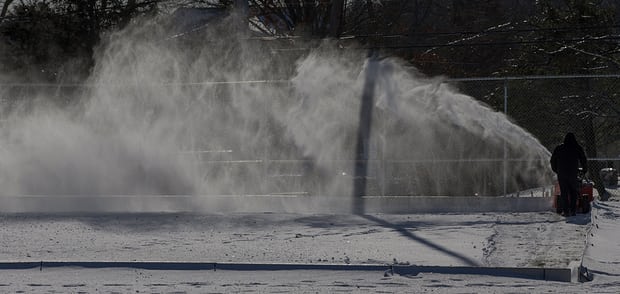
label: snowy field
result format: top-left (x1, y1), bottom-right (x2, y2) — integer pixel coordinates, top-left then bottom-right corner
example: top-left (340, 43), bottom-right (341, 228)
top-left (0, 187), bottom-right (618, 293)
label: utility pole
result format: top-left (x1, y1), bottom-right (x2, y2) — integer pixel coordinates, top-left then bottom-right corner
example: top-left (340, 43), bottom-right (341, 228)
top-left (329, 0), bottom-right (345, 38)
top-left (352, 51), bottom-right (378, 214)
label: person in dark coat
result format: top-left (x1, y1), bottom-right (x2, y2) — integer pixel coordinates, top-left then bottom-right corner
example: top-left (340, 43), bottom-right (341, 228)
top-left (550, 133), bottom-right (588, 216)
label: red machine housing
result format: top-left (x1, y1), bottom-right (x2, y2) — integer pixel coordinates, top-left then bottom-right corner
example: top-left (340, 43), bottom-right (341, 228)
top-left (552, 178), bottom-right (594, 214)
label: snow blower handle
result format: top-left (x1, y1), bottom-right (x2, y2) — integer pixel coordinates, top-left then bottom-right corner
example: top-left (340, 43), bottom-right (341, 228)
top-left (578, 167), bottom-right (594, 189)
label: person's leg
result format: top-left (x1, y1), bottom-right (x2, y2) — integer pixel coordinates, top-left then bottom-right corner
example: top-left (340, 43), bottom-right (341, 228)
top-left (567, 178), bottom-right (580, 215)
top-left (558, 179), bottom-right (571, 215)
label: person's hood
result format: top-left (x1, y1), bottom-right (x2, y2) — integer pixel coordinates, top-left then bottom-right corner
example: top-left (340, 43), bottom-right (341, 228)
top-left (564, 133), bottom-right (577, 145)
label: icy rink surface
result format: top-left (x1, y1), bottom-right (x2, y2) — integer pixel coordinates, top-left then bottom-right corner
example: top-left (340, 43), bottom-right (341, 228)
top-left (0, 211), bottom-right (584, 267)
top-left (0, 187), bottom-right (619, 293)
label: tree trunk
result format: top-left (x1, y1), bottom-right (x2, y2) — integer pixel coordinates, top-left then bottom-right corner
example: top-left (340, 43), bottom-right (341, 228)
top-left (120, 0), bottom-right (136, 28)
top-left (329, 0), bottom-right (344, 37)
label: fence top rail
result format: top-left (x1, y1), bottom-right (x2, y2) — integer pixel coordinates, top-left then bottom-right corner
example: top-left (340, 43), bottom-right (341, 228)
top-left (447, 74), bottom-right (620, 82)
top-left (0, 80), bottom-right (291, 87)
top-left (2, 75), bottom-right (620, 87)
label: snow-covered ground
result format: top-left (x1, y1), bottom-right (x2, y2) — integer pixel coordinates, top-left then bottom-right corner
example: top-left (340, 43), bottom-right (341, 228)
top-left (0, 187), bottom-right (618, 293)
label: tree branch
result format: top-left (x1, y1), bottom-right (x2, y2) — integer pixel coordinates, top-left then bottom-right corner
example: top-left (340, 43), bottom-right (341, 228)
top-left (564, 43), bottom-right (620, 68)
top-left (0, 0), bottom-right (15, 22)
top-left (576, 110), bottom-right (620, 118)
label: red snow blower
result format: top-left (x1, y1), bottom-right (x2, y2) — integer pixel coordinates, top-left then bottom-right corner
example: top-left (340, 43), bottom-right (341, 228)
top-left (552, 169), bottom-right (594, 214)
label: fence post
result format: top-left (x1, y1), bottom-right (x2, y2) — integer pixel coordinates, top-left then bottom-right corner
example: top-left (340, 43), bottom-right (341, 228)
top-left (503, 79), bottom-right (508, 196)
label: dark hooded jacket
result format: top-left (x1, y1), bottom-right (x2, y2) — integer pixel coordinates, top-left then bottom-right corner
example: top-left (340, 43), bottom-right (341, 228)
top-left (550, 133), bottom-right (588, 180)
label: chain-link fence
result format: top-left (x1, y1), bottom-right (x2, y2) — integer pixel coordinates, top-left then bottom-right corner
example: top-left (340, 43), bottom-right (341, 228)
top-left (0, 75), bottom-right (618, 197)
top-left (449, 75), bottom-right (620, 196)
top-left (449, 75), bottom-right (620, 155)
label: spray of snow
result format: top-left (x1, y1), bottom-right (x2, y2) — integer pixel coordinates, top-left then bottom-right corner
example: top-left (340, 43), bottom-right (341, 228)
top-left (0, 15), bottom-right (552, 212)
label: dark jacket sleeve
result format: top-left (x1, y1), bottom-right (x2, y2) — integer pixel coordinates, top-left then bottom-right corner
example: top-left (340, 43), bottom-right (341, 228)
top-left (550, 146), bottom-right (558, 173)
